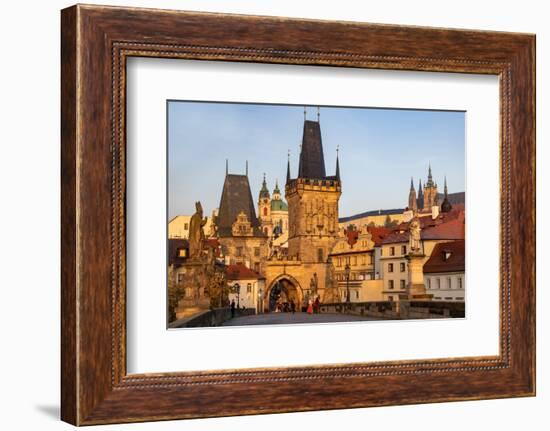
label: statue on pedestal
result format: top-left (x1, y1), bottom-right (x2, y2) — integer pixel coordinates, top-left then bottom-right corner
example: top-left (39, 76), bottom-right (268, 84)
top-left (409, 217), bottom-right (422, 253)
top-left (188, 201), bottom-right (207, 260)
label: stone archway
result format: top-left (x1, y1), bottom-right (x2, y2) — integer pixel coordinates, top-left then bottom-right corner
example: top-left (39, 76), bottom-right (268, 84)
top-left (265, 275), bottom-right (303, 313)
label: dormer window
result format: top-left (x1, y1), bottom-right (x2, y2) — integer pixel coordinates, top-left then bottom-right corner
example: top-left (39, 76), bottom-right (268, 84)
top-left (443, 251), bottom-right (452, 261)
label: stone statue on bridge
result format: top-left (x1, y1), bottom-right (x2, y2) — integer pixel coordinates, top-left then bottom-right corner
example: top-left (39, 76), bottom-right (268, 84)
top-left (409, 217), bottom-right (422, 254)
top-left (188, 201), bottom-right (207, 260)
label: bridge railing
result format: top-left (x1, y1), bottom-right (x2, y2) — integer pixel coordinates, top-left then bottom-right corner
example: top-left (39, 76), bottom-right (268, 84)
top-left (319, 301), bottom-right (464, 320)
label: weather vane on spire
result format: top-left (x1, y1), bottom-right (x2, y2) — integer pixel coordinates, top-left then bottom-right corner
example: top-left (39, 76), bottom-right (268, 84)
top-left (317, 106), bottom-right (320, 122)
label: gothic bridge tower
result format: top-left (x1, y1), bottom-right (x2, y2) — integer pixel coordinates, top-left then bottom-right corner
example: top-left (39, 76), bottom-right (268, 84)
top-left (285, 114), bottom-right (341, 264)
top-left (263, 109), bottom-right (342, 309)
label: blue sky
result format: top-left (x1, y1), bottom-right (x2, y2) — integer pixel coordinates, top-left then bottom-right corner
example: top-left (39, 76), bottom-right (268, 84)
top-left (168, 101), bottom-right (465, 219)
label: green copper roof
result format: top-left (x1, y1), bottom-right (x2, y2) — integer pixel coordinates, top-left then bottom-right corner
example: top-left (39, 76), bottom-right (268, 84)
top-left (273, 180), bottom-right (281, 195)
top-left (271, 199), bottom-right (288, 211)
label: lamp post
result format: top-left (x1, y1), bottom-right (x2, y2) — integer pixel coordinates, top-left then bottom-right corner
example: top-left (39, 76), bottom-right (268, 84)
top-left (345, 263), bottom-right (351, 305)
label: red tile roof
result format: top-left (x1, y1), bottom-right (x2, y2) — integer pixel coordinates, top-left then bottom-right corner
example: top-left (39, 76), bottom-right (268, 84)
top-left (367, 226), bottom-right (392, 246)
top-left (380, 230), bottom-right (409, 245)
top-left (423, 240), bottom-right (465, 273)
top-left (422, 218), bottom-right (465, 241)
top-left (226, 263), bottom-right (264, 280)
top-left (382, 212), bottom-right (465, 244)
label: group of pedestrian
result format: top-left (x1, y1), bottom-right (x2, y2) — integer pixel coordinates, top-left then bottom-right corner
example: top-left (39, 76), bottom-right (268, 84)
top-left (306, 296), bottom-right (322, 314)
top-left (274, 300), bottom-right (296, 313)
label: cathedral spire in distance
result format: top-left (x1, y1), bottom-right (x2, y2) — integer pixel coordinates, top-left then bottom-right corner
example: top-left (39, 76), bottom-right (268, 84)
top-left (426, 163), bottom-right (435, 187)
top-left (417, 178), bottom-right (424, 209)
top-left (441, 175), bottom-right (452, 213)
top-left (408, 177), bottom-right (417, 211)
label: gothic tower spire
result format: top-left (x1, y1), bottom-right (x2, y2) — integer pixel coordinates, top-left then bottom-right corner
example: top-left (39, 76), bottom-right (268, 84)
top-left (408, 177), bottom-right (417, 211)
top-left (441, 175), bottom-right (452, 213)
top-left (286, 150), bottom-right (291, 184)
top-left (297, 116), bottom-right (326, 179)
top-left (417, 179), bottom-right (424, 210)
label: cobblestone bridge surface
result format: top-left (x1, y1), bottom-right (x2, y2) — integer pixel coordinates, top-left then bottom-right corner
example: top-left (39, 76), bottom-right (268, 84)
top-left (221, 312), bottom-right (382, 326)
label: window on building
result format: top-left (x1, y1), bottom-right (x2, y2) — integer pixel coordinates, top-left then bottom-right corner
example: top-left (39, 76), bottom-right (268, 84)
top-left (427, 278), bottom-right (431, 289)
top-left (400, 279), bottom-right (406, 289)
top-left (184, 223), bottom-right (189, 230)
top-left (177, 273), bottom-right (184, 283)
top-left (355, 291), bottom-right (359, 299)
top-left (401, 245), bottom-right (407, 255)
top-left (447, 277), bottom-right (452, 289)
top-left (388, 295), bottom-right (394, 301)
top-left (337, 257), bottom-right (342, 267)
top-left (263, 207), bottom-right (268, 216)
top-left (436, 278), bottom-right (441, 289)
top-left (361, 255), bottom-right (367, 265)
top-left (389, 280), bottom-right (394, 289)
top-left (369, 255), bottom-right (374, 265)
top-left (178, 248), bottom-right (187, 258)
top-left (388, 263), bottom-right (394, 273)
top-left (390, 246), bottom-right (395, 256)
top-left (254, 262), bottom-right (260, 273)
top-left (456, 297), bottom-right (464, 301)
top-left (254, 247), bottom-right (260, 257)
top-left (236, 247), bottom-right (242, 257)
top-left (247, 283), bottom-right (252, 293)
top-left (458, 277), bottom-right (463, 289)
top-left (352, 256), bottom-right (357, 266)
top-left (317, 248), bottom-right (324, 262)
top-left (380, 249), bottom-right (383, 256)
top-left (400, 262), bottom-right (405, 272)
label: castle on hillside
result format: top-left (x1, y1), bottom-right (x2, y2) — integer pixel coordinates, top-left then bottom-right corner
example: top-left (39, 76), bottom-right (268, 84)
top-left (408, 165), bottom-right (453, 215)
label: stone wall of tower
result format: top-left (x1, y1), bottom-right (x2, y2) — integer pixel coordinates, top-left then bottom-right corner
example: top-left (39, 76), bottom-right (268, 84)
top-left (285, 178), bottom-right (341, 263)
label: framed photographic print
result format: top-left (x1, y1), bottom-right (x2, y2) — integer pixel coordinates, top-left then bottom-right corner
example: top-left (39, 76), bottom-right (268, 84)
top-left (61, 4), bottom-right (535, 425)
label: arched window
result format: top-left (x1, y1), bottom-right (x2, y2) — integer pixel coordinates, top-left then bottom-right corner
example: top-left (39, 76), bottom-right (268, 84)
top-left (263, 207), bottom-right (268, 216)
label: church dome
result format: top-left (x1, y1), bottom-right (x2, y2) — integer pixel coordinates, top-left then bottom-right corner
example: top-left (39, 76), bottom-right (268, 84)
top-left (271, 199), bottom-right (288, 211)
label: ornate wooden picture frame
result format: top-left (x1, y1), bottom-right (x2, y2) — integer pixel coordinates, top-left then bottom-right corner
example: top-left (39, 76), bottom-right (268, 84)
top-left (61, 4), bottom-right (535, 425)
